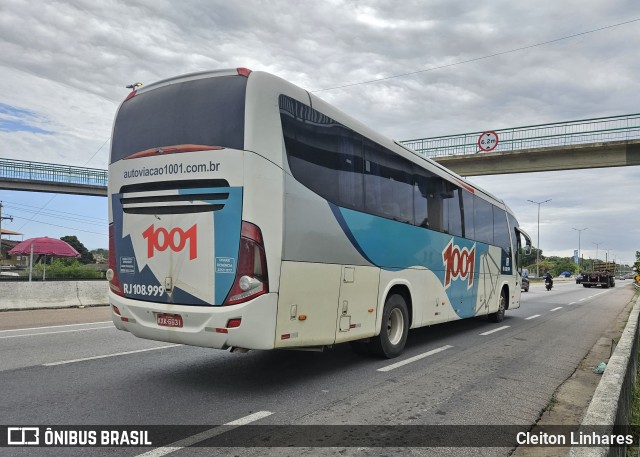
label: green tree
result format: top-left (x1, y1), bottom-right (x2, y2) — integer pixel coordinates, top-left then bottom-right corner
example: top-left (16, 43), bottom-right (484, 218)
top-left (60, 235), bottom-right (95, 264)
top-left (90, 248), bottom-right (108, 263)
top-left (537, 259), bottom-right (555, 276)
top-left (520, 247), bottom-right (540, 268)
top-left (547, 256), bottom-right (577, 276)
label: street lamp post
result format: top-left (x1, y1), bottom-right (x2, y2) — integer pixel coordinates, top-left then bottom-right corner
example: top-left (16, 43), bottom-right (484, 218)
top-left (528, 199), bottom-right (551, 278)
top-left (572, 227), bottom-right (588, 272)
top-left (592, 241), bottom-right (602, 261)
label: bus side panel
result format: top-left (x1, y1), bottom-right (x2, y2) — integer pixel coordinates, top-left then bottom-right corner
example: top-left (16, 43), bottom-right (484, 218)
top-left (334, 206), bottom-right (491, 319)
top-left (281, 175), bottom-right (373, 266)
top-left (277, 173), bottom-right (377, 347)
top-left (243, 72), bottom-right (301, 295)
top-left (241, 151), bottom-right (284, 294)
top-left (275, 261), bottom-right (341, 347)
top-left (479, 246), bottom-right (518, 315)
top-left (476, 245), bottom-right (502, 315)
top-left (334, 265), bottom-right (379, 344)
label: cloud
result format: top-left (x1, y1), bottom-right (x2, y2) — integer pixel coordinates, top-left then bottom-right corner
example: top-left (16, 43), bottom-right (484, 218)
top-left (0, 0), bottom-right (639, 259)
top-left (0, 103), bottom-right (52, 134)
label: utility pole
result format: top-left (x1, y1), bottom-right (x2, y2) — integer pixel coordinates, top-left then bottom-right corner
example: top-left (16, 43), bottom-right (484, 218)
top-left (572, 227), bottom-right (588, 272)
top-left (528, 199), bottom-right (551, 277)
top-left (0, 201), bottom-right (15, 263)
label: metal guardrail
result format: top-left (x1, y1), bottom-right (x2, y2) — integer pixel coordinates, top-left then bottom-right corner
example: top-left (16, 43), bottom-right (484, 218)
top-left (0, 158), bottom-right (107, 187)
top-left (400, 113), bottom-right (640, 158)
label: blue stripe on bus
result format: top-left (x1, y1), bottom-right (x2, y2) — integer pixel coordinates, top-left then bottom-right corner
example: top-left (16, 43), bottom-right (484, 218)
top-left (328, 203), bottom-right (376, 266)
top-left (333, 205), bottom-right (490, 318)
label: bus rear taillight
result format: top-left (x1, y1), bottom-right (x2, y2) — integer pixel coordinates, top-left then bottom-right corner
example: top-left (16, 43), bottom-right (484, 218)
top-left (107, 223), bottom-right (124, 297)
top-left (223, 221), bottom-right (268, 306)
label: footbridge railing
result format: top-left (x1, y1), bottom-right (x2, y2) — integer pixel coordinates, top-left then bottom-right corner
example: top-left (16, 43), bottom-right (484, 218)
top-left (400, 113), bottom-right (640, 158)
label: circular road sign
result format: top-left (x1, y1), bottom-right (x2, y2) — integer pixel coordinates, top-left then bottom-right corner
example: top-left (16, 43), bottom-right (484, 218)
top-left (478, 131), bottom-right (499, 152)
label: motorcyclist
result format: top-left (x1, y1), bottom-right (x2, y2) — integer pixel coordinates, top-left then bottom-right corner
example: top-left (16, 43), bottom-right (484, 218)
top-left (543, 272), bottom-right (554, 289)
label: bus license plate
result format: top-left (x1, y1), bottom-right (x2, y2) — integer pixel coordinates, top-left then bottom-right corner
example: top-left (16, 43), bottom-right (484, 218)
top-left (157, 313), bottom-right (183, 328)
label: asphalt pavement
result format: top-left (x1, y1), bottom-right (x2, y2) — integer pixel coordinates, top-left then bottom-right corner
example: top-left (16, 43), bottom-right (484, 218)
top-left (0, 281), bottom-right (635, 457)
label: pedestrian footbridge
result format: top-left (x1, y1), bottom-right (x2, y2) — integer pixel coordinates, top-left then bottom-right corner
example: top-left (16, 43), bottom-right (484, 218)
top-left (1, 113), bottom-right (640, 196)
top-left (400, 112), bottom-right (640, 176)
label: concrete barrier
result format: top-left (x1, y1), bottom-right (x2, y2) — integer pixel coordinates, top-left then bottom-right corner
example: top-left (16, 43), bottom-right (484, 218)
top-left (0, 280), bottom-right (109, 311)
top-left (569, 294), bottom-right (640, 457)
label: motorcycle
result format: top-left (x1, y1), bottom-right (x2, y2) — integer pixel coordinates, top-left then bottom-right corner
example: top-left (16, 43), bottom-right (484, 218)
top-left (545, 277), bottom-right (553, 291)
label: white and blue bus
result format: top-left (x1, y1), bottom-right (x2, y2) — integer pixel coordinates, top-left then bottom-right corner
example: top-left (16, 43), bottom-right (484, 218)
top-left (107, 68), bottom-right (531, 358)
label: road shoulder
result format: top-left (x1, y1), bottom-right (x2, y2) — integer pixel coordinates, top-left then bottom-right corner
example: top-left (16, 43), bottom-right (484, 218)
top-left (512, 293), bottom-right (635, 457)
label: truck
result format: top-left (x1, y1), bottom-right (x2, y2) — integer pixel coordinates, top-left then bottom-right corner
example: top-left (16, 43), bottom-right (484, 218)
top-left (581, 261), bottom-right (616, 288)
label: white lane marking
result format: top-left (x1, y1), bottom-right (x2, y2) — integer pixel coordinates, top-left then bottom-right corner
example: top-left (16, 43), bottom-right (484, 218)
top-left (43, 344), bottom-right (182, 366)
top-left (550, 307), bottom-right (563, 312)
top-left (377, 345), bottom-right (453, 372)
top-left (568, 302), bottom-right (577, 306)
top-left (226, 411), bottom-right (273, 426)
top-left (479, 326), bottom-right (510, 336)
top-left (525, 314), bottom-right (540, 320)
top-left (579, 298), bottom-right (587, 302)
top-left (0, 326), bottom-right (113, 340)
top-left (0, 321), bottom-right (112, 334)
top-left (135, 411), bottom-right (273, 457)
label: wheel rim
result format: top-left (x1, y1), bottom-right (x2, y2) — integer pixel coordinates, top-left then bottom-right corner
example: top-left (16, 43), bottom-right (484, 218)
top-left (387, 308), bottom-right (404, 345)
top-left (499, 294), bottom-right (506, 314)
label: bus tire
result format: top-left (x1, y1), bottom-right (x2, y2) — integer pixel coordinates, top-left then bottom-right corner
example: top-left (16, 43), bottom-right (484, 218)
top-left (488, 288), bottom-right (507, 323)
top-left (369, 293), bottom-right (409, 359)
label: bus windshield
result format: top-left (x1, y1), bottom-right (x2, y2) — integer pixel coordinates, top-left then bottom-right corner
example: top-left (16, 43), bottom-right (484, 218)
top-left (110, 75), bottom-right (247, 163)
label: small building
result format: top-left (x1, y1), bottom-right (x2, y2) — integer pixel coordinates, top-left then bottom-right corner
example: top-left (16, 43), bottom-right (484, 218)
top-left (0, 229), bottom-right (25, 268)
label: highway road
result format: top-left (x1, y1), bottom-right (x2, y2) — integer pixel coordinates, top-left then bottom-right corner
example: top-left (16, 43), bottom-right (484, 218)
top-left (0, 281), bottom-right (636, 457)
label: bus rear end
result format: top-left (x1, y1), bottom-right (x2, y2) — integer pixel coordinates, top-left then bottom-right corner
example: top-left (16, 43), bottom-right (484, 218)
top-left (107, 69), bottom-right (278, 350)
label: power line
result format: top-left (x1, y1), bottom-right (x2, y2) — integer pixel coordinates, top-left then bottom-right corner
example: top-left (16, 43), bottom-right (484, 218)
top-left (11, 215), bottom-right (106, 236)
top-left (16, 194), bottom-right (56, 232)
top-left (83, 136), bottom-right (111, 168)
top-left (4, 201), bottom-right (105, 223)
top-left (312, 17), bottom-right (640, 93)
top-left (5, 206), bottom-right (105, 227)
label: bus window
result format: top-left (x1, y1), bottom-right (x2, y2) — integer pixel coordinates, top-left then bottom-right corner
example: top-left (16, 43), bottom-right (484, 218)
top-left (281, 97), bottom-right (364, 211)
top-left (474, 196), bottom-right (494, 245)
top-left (112, 76), bottom-right (246, 163)
top-left (462, 190), bottom-right (475, 240)
top-left (494, 206), bottom-right (511, 254)
top-left (335, 132), bottom-right (364, 210)
top-left (442, 181), bottom-right (462, 237)
top-left (364, 141), bottom-right (413, 223)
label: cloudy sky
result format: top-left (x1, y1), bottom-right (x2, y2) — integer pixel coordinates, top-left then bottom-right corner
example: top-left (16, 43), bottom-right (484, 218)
top-left (0, 0), bottom-right (639, 266)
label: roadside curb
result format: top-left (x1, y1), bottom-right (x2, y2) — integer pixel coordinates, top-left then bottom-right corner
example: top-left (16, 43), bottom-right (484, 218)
top-left (569, 294), bottom-right (640, 457)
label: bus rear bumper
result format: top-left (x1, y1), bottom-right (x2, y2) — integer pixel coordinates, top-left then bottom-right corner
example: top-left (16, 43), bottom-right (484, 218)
top-left (109, 292), bottom-right (278, 350)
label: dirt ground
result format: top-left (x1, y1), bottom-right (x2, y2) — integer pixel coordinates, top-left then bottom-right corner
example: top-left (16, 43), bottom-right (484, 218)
top-left (0, 304), bottom-right (111, 330)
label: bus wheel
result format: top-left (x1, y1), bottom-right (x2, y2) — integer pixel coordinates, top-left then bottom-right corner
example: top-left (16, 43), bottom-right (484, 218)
top-left (369, 293), bottom-right (409, 359)
top-left (488, 289), bottom-right (507, 323)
